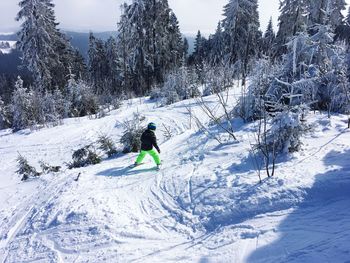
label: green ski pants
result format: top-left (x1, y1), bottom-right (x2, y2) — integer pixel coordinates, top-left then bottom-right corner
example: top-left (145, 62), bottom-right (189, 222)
top-left (135, 149), bottom-right (161, 165)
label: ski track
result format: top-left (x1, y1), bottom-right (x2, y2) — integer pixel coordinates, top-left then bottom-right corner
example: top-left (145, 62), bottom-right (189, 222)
top-left (1, 93), bottom-right (350, 262)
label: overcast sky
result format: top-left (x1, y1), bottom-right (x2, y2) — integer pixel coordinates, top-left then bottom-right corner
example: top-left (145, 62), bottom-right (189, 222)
top-left (0, 0), bottom-right (349, 35)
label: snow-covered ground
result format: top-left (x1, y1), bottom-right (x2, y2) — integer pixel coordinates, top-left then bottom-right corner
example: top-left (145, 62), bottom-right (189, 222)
top-left (0, 90), bottom-right (349, 262)
top-left (0, 41), bottom-right (16, 54)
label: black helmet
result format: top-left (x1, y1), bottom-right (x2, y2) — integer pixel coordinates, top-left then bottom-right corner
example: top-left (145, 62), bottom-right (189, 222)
top-left (148, 122), bottom-right (156, 130)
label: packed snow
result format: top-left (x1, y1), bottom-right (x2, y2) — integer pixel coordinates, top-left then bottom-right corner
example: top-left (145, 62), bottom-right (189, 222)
top-left (0, 89), bottom-right (349, 262)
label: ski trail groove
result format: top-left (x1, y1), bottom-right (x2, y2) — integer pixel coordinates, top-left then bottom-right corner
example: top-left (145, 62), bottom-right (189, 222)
top-left (1, 172), bottom-right (75, 262)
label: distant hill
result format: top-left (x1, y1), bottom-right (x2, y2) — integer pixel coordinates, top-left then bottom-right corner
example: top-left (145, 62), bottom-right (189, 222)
top-left (0, 31), bottom-right (118, 59)
top-left (0, 33), bottom-right (17, 41)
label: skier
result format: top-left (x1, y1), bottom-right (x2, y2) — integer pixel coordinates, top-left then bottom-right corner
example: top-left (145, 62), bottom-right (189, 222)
top-left (133, 122), bottom-right (161, 170)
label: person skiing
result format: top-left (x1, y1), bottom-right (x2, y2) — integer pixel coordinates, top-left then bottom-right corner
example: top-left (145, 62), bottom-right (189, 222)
top-left (133, 122), bottom-right (161, 169)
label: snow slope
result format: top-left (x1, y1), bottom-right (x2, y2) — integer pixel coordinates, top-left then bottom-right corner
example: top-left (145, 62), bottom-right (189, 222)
top-left (0, 91), bottom-right (349, 262)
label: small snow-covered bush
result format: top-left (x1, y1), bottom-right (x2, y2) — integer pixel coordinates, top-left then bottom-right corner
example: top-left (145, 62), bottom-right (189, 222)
top-left (11, 77), bottom-right (37, 131)
top-left (234, 59), bottom-right (282, 122)
top-left (98, 135), bottom-right (117, 157)
top-left (111, 97), bottom-right (122, 110)
top-left (234, 92), bottom-right (265, 122)
top-left (16, 154), bottom-right (41, 181)
top-left (66, 78), bottom-right (99, 117)
top-left (11, 77), bottom-right (68, 131)
top-left (68, 145), bottom-right (102, 169)
top-left (264, 110), bottom-right (307, 154)
top-left (41, 90), bottom-right (65, 126)
top-left (159, 67), bottom-right (200, 106)
top-left (149, 86), bottom-right (163, 100)
top-left (252, 108), bottom-right (308, 178)
top-left (163, 86), bottom-right (180, 106)
top-left (202, 64), bottom-right (235, 96)
top-left (0, 96), bottom-right (12, 129)
top-left (120, 113), bottom-right (145, 153)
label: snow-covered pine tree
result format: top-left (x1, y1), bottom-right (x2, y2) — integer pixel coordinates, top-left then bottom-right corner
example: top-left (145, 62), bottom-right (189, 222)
top-left (222, 0), bottom-right (261, 85)
top-left (335, 6), bottom-right (350, 44)
top-left (88, 33), bottom-right (109, 95)
top-left (188, 30), bottom-right (208, 83)
top-left (208, 22), bottom-right (226, 66)
top-left (117, 0), bottom-right (184, 95)
top-left (116, 3), bottom-right (131, 94)
top-left (190, 30), bottom-right (206, 65)
top-left (71, 49), bottom-right (87, 80)
top-left (0, 96), bottom-right (12, 129)
top-left (347, 6), bottom-right (350, 25)
top-left (41, 90), bottom-right (64, 126)
top-left (17, 154), bottom-right (40, 181)
top-left (306, 0), bottom-right (346, 29)
top-left (105, 36), bottom-right (122, 95)
top-left (274, 0), bottom-right (307, 59)
top-left (167, 11), bottom-right (184, 68)
top-left (261, 17), bottom-right (276, 58)
top-left (118, 0), bottom-right (151, 95)
top-left (16, 0), bottom-right (77, 92)
top-left (66, 71), bottom-right (99, 117)
top-left (16, 0), bottom-right (55, 90)
top-left (11, 76), bottom-right (35, 131)
top-left (269, 23), bottom-right (349, 113)
top-left (182, 37), bottom-right (189, 61)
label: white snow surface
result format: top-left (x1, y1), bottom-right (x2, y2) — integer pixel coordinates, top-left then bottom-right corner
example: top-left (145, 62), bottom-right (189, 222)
top-left (0, 90), bottom-right (350, 262)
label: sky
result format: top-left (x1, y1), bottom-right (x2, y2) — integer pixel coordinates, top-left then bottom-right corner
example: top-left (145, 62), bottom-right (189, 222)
top-left (0, 0), bottom-right (349, 36)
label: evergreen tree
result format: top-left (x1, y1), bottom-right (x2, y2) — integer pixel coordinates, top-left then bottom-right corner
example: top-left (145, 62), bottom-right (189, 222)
top-left (105, 36), bottom-right (122, 95)
top-left (118, 0), bottom-right (152, 95)
top-left (16, 0), bottom-right (55, 90)
top-left (329, 0), bottom-right (346, 28)
top-left (334, 6), bottom-right (350, 44)
top-left (71, 49), bottom-right (87, 80)
top-left (117, 0), bottom-right (183, 95)
top-left (188, 30), bottom-right (207, 82)
top-left (0, 96), bottom-right (12, 129)
top-left (274, 0), bottom-right (307, 59)
top-left (167, 11), bottom-right (184, 68)
top-left (11, 76), bottom-right (34, 131)
top-left (306, 0), bottom-right (346, 28)
top-left (261, 17), bottom-right (276, 57)
top-left (88, 33), bottom-right (109, 95)
top-left (182, 37), bottom-right (189, 60)
top-left (66, 71), bottom-right (99, 117)
top-left (190, 30), bottom-right (206, 65)
top-left (16, 0), bottom-right (78, 92)
top-left (208, 22), bottom-right (226, 65)
top-left (347, 6), bottom-right (350, 26)
top-left (222, 0), bottom-right (261, 84)
top-left (272, 24), bottom-right (348, 112)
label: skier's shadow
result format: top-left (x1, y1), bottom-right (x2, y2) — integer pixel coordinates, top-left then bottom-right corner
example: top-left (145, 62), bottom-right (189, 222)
top-left (96, 166), bottom-right (157, 177)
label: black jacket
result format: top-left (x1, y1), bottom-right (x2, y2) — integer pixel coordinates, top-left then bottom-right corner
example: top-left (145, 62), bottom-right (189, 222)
top-left (140, 129), bottom-right (160, 152)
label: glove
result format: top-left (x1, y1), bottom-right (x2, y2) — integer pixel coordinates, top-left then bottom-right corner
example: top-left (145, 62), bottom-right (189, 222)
top-left (157, 149), bottom-right (161, 154)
